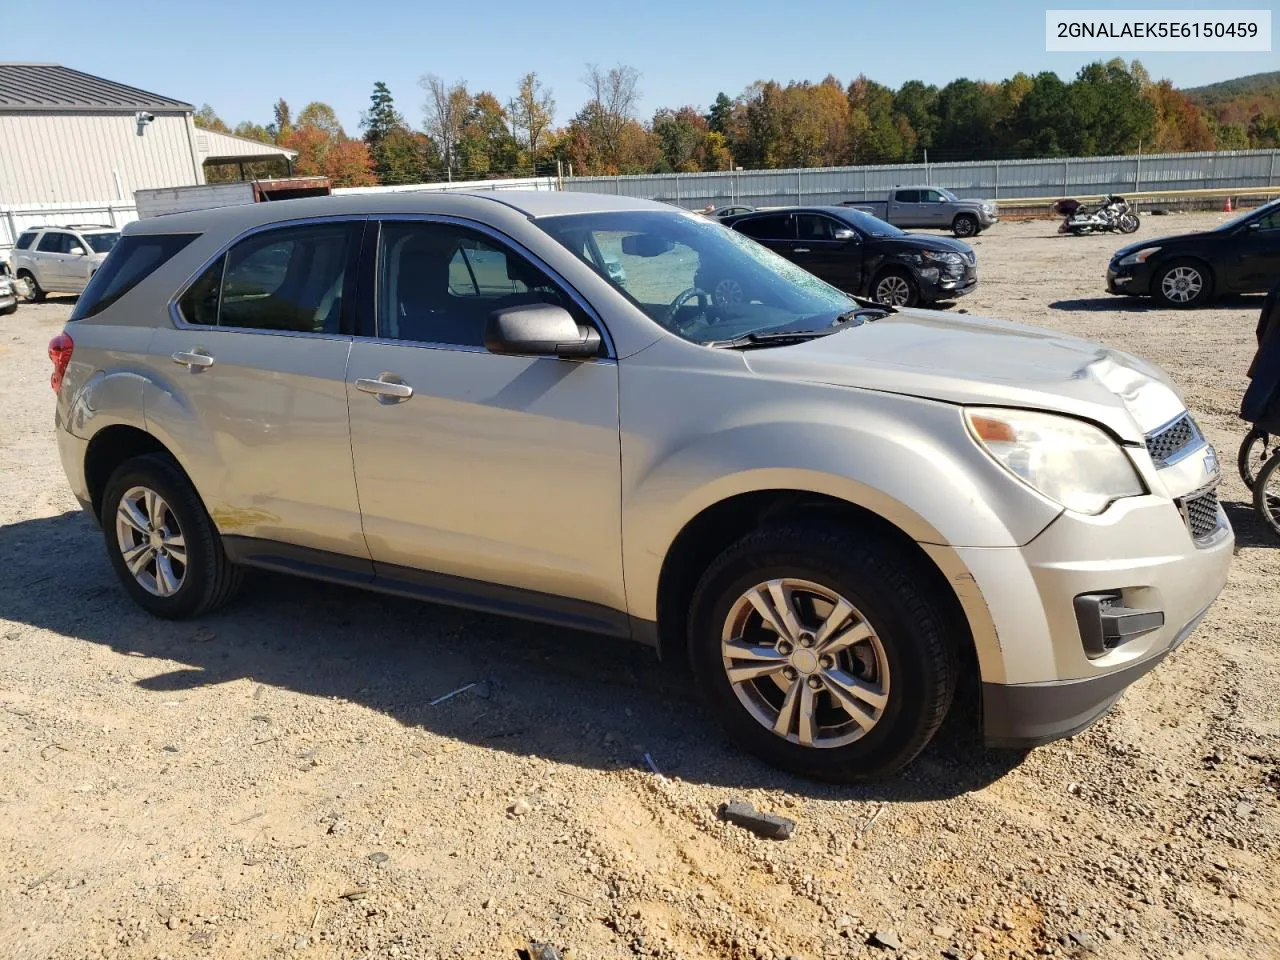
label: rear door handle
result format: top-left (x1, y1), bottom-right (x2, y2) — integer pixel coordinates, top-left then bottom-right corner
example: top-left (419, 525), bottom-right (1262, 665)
top-left (792, 247), bottom-right (810, 253)
top-left (172, 349), bottom-right (214, 369)
top-left (355, 375), bottom-right (414, 402)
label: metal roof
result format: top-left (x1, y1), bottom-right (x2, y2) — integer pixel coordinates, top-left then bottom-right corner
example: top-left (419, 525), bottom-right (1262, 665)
top-left (0, 63), bottom-right (192, 113)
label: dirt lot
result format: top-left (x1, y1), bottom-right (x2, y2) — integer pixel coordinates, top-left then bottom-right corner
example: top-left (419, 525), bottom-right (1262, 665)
top-left (1, 211), bottom-right (1277, 960)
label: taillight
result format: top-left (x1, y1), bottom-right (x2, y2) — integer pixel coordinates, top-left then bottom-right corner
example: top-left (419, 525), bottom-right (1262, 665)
top-left (49, 332), bottom-right (74, 394)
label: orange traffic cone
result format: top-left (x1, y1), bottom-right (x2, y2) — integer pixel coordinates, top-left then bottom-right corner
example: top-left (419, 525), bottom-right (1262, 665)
top-left (1224, 196), bottom-right (1232, 213)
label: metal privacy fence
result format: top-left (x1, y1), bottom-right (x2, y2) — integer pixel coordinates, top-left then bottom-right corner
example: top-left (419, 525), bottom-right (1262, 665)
top-left (561, 149), bottom-right (1280, 209)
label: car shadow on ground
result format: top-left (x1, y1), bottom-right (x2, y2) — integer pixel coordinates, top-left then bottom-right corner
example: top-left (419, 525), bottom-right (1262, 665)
top-left (0, 511), bottom-right (1029, 802)
top-left (1223, 500), bottom-right (1279, 549)
top-left (1049, 294), bottom-right (1263, 313)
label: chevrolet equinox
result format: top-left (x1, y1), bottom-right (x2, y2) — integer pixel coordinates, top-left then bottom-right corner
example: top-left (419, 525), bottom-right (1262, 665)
top-left (51, 191), bottom-right (1233, 780)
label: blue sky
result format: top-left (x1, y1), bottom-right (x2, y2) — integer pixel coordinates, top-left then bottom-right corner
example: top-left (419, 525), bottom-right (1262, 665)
top-left (13, 0), bottom-right (1278, 134)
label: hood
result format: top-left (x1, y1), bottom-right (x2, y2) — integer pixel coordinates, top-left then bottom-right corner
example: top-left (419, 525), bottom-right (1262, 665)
top-left (1113, 231), bottom-right (1208, 259)
top-left (743, 308), bottom-right (1185, 442)
top-left (881, 234), bottom-right (974, 255)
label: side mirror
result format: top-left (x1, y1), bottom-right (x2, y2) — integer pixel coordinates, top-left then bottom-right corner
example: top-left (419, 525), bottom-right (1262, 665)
top-left (484, 304), bottom-right (602, 359)
top-left (69, 245), bottom-right (86, 256)
top-left (832, 228), bottom-right (857, 241)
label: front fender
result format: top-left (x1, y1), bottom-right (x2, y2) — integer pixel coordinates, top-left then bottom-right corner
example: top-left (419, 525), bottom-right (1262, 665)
top-left (620, 368), bottom-right (1063, 624)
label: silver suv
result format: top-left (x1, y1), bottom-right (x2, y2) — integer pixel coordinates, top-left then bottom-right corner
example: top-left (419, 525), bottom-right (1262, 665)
top-left (50, 192), bottom-right (1232, 780)
top-left (10, 224), bottom-right (121, 300)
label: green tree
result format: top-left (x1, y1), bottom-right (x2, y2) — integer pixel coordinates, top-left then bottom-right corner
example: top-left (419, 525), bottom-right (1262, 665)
top-left (707, 92), bottom-right (734, 134)
top-left (848, 75), bottom-right (906, 162)
top-left (653, 106), bottom-right (708, 172)
top-left (1009, 72), bottom-right (1071, 156)
top-left (361, 82), bottom-right (404, 147)
top-left (1066, 60), bottom-right (1154, 155)
top-left (266, 99), bottom-right (292, 143)
top-left (893, 80), bottom-right (938, 152)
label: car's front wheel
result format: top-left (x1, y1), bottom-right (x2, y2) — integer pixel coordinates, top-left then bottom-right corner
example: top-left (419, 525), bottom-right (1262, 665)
top-left (101, 453), bottom-right (241, 619)
top-left (872, 269), bottom-right (919, 308)
top-left (1152, 260), bottom-right (1212, 309)
top-left (953, 214), bottom-right (979, 238)
top-left (688, 524), bottom-right (957, 781)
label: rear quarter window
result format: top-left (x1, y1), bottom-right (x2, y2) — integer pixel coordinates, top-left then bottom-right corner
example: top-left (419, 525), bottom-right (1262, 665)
top-left (15, 231), bottom-right (38, 250)
top-left (70, 233), bottom-right (199, 321)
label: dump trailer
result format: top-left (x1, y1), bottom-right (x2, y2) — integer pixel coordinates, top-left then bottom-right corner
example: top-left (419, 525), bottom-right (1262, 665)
top-left (134, 177), bottom-right (331, 218)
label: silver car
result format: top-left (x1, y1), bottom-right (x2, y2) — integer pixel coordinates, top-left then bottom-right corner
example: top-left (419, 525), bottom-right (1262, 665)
top-left (50, 191), bottom-right (1232, 780)
top-left (10, 224), bottom-right (121, 300)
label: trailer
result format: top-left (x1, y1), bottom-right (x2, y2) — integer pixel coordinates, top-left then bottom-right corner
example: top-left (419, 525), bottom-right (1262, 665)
top-left (134, 177), bottom-right (331, 219)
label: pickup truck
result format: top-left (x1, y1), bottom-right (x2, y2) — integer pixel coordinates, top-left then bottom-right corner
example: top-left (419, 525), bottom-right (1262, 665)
top-left (842, 186), bottom-right (997, 238)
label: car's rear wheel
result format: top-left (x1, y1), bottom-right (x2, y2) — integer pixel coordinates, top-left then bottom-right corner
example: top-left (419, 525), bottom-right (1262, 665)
top-left (687, 524), bottom-right (957, 781)
top-left (101, 453), bottom-right (241, 619)
top-left (1152, 260), bottom-right (1212, 309)
top-left (1253, 452), bottom-right (1280, 540)
top-left (872, 269), bottom-right (919, 308)
top-left (18, 270), bottom-right (43, 303)
top-left (1238, 428), bottom-right (1275, 491)
top-left (953, 214), bottom-right (979, 238)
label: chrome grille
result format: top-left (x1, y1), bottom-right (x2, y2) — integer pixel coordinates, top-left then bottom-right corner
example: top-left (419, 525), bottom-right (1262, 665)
top-left (1179, 488), bottom-right (1221, 542)
top-left (1146, 414), bottom-right (1197, 466)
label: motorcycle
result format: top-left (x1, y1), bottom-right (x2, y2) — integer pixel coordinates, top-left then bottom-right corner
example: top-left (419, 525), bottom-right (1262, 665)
top-left (1054, 195), bottom-right (1140, 236)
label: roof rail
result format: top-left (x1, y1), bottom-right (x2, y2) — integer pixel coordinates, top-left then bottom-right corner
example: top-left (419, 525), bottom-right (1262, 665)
top-left (62, 223), bottom-right (115, 230)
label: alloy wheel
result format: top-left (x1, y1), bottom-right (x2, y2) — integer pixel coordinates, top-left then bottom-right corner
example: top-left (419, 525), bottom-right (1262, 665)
top-left (1160, 266), bottom-right (1203, 304)
top-left (875, 275), bottom-right (912, 306)
top-left (720, 578), bottom-right (891, 748)
top-left (115, 485), bottom-right (188, 597)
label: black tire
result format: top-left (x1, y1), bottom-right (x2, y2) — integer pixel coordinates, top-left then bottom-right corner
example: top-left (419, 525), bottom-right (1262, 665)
top-left (952, 214), bottom-right (979, 238)
top-left (1118, 213), bottom-right (1140, 234)
top-left (687, 524), bottom-right (958, 781)
top-left (100, 453), bottom-right (242, 619)
top-left (18, 270), bottom-right (44, 303)
top-left (1253, 452), bottom-right (1280, 540)
top-left (1151, 259), bottom-right (1212, 309)
top-left (871, 268), bottom-right (919, 308)
top-left (1238, 428), bottom-right (1275, 491)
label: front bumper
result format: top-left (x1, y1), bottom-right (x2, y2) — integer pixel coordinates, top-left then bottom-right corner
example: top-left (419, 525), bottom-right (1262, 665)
top-left (1106, 262), bottom-right (1154, 296)
top-left (0, 293), bottom-right (16, 313)
top-left (924, 265), bottom-right (978, 302)
top-left (956, 485), bottom-right (1233, 748)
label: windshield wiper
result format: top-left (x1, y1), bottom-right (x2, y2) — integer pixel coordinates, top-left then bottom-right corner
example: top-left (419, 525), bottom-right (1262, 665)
top-left (706, 329), bottom-right (842, 350)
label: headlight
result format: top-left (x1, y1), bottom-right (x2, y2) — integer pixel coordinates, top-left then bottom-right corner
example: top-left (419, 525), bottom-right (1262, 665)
top-left (1117, 246), bottom-right (1160, 267)
top-left (921, 250), bottom-right (964, 265)
top-left (965, 408), bottom-right (1144, 515)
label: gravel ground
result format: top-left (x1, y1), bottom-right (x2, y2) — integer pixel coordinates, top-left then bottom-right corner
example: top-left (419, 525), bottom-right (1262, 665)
top-left (1, 211), bottom-right (1277, 960)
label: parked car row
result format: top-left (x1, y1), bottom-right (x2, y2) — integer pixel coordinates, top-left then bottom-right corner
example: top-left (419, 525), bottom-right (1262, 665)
top-left (46, 189), bottom-right (1231, 782)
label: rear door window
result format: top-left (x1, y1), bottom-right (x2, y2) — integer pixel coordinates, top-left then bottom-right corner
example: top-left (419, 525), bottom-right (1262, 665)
top-left (217, 223), bottom-right (360, 334)
top-left (37, 231), bottom-right (67, 253)
top-left (70, 233), bottom-right (199, 320)
top-left (894, 189), bottom-right (920, 203)
top-left (734, 215), bottom-right (793, 241)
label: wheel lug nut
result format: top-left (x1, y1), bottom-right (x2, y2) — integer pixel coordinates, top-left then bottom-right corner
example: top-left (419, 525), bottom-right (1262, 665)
top-left (777, 642), bottom-right (792, 655)
top-left (819, 655), bottom-right (833, 669)
top-left (783, 667), bottom-right (797, 681)
top-left (806, 676), bottom-right (822, 689)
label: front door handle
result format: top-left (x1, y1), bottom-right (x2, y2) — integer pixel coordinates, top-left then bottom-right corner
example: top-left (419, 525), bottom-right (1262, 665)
top-left (172, 349), bottom-right (214, 369)
top-left (792, 247), bottom-right (810, 254)
top-left (355, 375), bottom-right (414, 402)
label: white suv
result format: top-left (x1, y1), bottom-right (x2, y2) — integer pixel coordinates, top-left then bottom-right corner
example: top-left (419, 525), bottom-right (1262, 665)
top-left (10, 224), bottom-right (121, 300)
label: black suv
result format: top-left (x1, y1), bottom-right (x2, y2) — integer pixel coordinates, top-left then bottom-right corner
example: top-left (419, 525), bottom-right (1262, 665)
top-left (720, 206), bottom-right (977, 307)
top-left (1107, 198), bottom-right (1280, 308)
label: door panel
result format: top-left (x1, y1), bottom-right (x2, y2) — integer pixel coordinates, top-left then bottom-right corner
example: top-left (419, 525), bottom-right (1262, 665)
top-left (1228, 218), bottom-right (1280, 292)
top-left (345, 218), bottom-right (625, 611)
top-left (793, 214), bottom-right (862, 292)
top-left (346, 345), bottom-right (624, 608)
top-left (146, 327), bottom-right (366, 557)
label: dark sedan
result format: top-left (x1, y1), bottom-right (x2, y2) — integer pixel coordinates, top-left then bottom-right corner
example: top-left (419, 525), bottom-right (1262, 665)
top-left (1107, 197), bottom-right (1280, 308)
top-left (719, 206), bottom-right (977, 307)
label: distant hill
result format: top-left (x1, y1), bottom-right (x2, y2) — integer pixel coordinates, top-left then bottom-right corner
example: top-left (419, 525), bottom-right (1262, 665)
top-left (1183, 71), bottom-right (1280, 105)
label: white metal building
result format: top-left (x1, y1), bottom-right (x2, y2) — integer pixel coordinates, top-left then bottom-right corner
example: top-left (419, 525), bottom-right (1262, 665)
top-left (0, 63), bottom-right (296, 252)
top-left (0, 63), bottom-right (300, 205)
